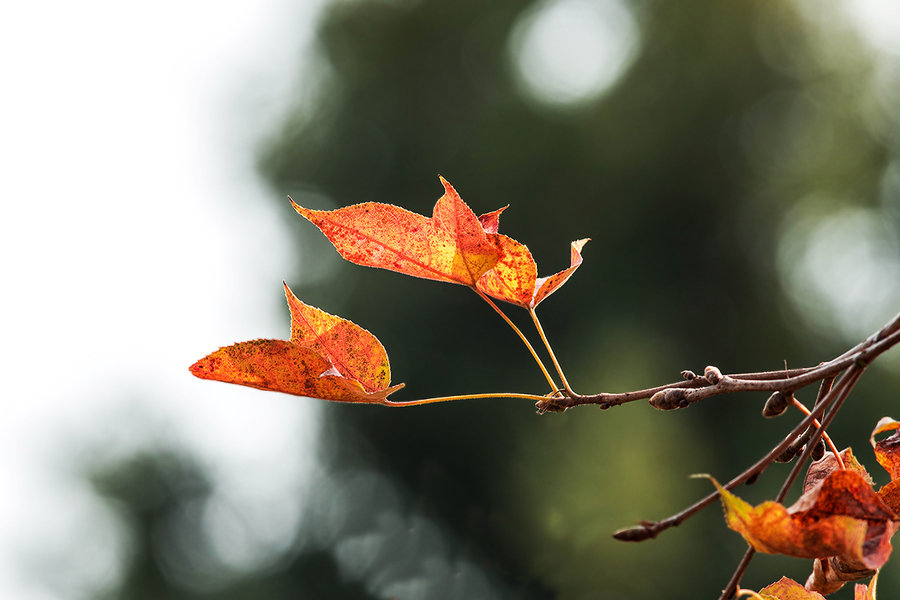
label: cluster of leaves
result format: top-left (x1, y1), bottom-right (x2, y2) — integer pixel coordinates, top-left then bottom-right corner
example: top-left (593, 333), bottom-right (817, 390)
top-left (716, 418), bottom-right (900, 597)
top-left (191, 177), bottom-right (586, 404)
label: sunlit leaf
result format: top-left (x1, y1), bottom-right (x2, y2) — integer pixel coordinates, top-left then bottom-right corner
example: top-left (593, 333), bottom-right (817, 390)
top-left (190, 287), bottom-right (403, 403)
top-left (477, 205), bottom-right (507, 234)
top-left (476, 232), bottom-right (539, 307)
top-left (284, 282), bottom-right (389, 393)
top-left (291, 177), bottom-right (499, 287)
top-left (474, 204), bottom-right (589, 308)
top-left (531, 238), bottom-right (589, 308)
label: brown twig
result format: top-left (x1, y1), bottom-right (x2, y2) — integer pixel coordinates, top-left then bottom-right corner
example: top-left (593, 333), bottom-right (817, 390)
top-left (539, 312), bottom-right (900, 412)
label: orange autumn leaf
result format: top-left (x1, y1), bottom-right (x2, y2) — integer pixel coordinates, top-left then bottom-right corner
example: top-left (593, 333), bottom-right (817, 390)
top-left (532, 238), bottom-right (589, 308)
top-left (477, 205), bottom-right (506, 234)
top-left (708, 470), bottom-right (897, 569)
top-left (291, 177), bottom-right (499, 287)
top-left (474, 206), bottom-right (589, 308)
top-left (476, 232), bottom-right (538, 307)
top-left (758, 576), bottom-right (826, 599)
top-left (284, 283), bottom-right (388, 393)
top-left (799, 451), bottom-right (887, 595)
top-left (190, 285), bottom-right (403, 404)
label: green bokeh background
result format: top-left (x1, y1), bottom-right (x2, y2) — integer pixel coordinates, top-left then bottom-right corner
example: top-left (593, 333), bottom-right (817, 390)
top-left (92, 0), bottom-right (900, 598)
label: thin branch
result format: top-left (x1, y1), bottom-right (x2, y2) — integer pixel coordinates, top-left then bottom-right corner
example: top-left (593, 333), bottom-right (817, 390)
top-left (554, 313), bottom-right (900, 411)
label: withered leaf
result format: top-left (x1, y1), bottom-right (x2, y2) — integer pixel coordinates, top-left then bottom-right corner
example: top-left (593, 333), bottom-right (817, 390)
top-left (708, 471), bottom-right (897, 570)
top-left (870, 417), bottom-right (900, 481)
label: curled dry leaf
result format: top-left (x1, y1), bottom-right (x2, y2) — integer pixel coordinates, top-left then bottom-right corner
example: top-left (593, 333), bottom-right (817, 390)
top-left (757, 576), bottom-right (826, 599)
top-left (807, 556), bottom-right (876, 596)
top-left (868, 417), bottom-right (900, 515)
top-left (291, 177), bottom-right (499, 287)
top-left (870, 417), bottom-right (900, 481)
top-left (475, 204), bottom-right (589, 308)
top-left (190, 284), bottom-right (403, 404)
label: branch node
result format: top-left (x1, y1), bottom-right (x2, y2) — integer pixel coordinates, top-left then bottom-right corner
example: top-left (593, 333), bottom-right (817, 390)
top-left (681, 369), bottom-right (699, 381)
top-left (704, 365), bottom-right (724, 384)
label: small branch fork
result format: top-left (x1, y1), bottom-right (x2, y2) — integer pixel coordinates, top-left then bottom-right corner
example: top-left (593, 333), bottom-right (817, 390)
top-left (536, 311), bottom-right (900, 413)
top-left (596, 311), bottom-right (899, 599)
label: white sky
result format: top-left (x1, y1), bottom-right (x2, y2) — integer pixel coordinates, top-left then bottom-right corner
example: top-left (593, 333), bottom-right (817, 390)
top-left (0, 0), bottom-right (325, 597)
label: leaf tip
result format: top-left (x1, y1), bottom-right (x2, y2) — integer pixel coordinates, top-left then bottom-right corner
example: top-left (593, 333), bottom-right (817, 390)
top-left (288, 196), bottom-right (311, 218)
top-left (437, 174), bottom-right (458, 196)
top-left (189, 355), bottom-right (212, 380)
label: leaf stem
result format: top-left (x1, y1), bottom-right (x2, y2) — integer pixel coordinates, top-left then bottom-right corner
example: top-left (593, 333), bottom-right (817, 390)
top-left (383, 391), bottom-right (552, 407)
top-left (790, 398), bottom-right (844, 470)
top-left (474, 288), bottom-right (559, 393)
top-left (529, 307), bottom-right (576, 395)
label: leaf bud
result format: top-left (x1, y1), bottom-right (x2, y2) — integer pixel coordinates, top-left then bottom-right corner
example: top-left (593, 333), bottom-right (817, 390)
top-left (811, 439), bottom-right (826, 461)
top-left (704, 365), bottom-right (723, 384)
top-left (762, 391), bottom-right (789, 418)
top-left (612, 525), bottom-right (654, 542)
top-left (649, 388), bottom-right (691, 410)
top-left (774, 446), bottom-right (798, 463)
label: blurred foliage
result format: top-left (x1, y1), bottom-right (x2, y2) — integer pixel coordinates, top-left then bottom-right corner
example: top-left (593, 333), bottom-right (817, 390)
top-left (97, 0), bottom-right (899, 597)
